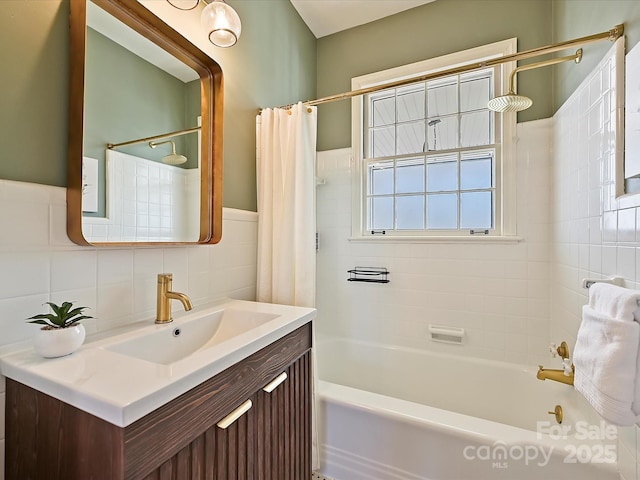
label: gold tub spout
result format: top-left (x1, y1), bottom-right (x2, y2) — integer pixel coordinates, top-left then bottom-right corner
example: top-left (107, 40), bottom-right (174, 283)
top-left (537, 364), bottom-right (575, 386)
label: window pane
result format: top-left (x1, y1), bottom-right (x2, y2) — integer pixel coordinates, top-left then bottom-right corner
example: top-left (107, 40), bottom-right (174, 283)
top-left (372, 94), bottom-right (395, 126)
top-left (397, 195), bottom-right (425, 229)
top-left (460, 74), bottom-right (490, 112)
top-left (427, 154), bottom-right (457, 192)
top-left (370, 196), bottom-right (394, 230)
top-left (362, 61), bottom-right (499, 235)
top-left (369, 161), bottom-right (394, 195)
top-left (427, 116), bottom-right (458, 151)
top-left (427, 193), bottom-right (458, 229)
top-left (461, 191), bottom-right (492, 228)
top-left (397, 85), bottom-right (425, 122)
top-left (397, 158), bottom-right (425, 193)
top-left (427, 79), bottom-right (457, 117)
top-left (461, 155), bottom-right (492, 190)
top-left (397, 121), bottom-right (425, 155)
top-left (371, 126), bottom-right (395, 158)
top-left (460, 111), bottom-right (490, 147)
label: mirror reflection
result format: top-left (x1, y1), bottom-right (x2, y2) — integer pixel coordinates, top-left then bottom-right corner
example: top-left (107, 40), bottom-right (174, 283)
top-left (81, 0), bottom-right (202, 242)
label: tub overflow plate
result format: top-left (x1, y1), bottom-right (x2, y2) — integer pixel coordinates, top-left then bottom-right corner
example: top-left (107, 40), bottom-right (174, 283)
top-left (548, 404), bottom-right (563, 424)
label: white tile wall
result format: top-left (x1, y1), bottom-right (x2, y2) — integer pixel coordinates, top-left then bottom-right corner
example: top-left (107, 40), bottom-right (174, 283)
top-left (316, 39), bottom-right (640, 480)
top-left (316, 116), bottom-right (552, 365)
top-left (0, 180), bottom-right (258, 479)
top-left (83, 150), bottom-right (200, 242)
top-left (551, 41), bottom-right (640, 480)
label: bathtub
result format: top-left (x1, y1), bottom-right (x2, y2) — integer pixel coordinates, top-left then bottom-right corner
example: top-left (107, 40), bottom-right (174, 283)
top-left (316, 338), bottom-right (619, 480)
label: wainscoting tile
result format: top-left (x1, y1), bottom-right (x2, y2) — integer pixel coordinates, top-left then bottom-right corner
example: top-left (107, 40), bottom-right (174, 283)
top-left (0, 253), bottom-right (50, 300)
top-left (0, 294), bottom-right (49, 345)
top-left (51, 250), bottom-right (97, 292)
top-left (97, 249), bottom-right (133, 286)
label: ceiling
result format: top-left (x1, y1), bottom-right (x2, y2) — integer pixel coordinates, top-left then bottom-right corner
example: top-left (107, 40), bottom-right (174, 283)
top-left (290, 0), bottom-right (436, 38)
top-left (89, 1), bottom-right (198, 82)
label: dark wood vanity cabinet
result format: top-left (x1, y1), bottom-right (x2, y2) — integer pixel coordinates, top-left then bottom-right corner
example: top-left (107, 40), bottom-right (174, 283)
top-left (6, 323), bottom-right (312, 480)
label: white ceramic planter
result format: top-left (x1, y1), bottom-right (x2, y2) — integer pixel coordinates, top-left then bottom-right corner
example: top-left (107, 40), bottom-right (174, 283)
top-left (34, 324), bottom-right (86, 358)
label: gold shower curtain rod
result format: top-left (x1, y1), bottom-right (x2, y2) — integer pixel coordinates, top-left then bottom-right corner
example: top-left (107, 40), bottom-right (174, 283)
top-left (267, 23), bottom-right (623, 111)
top-left (107, 126), bottom-right (201, 149)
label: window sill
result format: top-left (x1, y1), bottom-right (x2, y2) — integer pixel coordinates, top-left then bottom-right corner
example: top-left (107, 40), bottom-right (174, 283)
top-left (616, 191), bottom-right (640, 209)
top-left (348, 235), bottom-right (523, 244)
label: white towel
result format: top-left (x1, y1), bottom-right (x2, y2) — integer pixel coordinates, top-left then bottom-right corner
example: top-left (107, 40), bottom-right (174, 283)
top-left (588, 283), bottom-right (640, 322)
top-left (573, 283), bottom-right (640, 425)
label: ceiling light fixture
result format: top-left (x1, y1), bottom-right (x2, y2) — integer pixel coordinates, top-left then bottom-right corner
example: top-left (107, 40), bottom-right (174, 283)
top-left (201, 0), bottom-right (242, 48)
top-left (166, 0), bottom-right (241, 48)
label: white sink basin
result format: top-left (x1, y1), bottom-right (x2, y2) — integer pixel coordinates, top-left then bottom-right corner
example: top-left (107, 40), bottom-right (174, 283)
top-left (0, 298), bottom-right (316, 427)
top-left (105, 309), bottom-right (279, 365)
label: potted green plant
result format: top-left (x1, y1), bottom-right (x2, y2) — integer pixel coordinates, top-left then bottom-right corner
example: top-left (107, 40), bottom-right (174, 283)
top-left (27, 301), bottom-right (93, 358)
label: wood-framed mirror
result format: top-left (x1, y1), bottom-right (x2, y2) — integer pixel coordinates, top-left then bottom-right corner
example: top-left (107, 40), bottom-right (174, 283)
top-left (67, 0), bottom-right (223, 245)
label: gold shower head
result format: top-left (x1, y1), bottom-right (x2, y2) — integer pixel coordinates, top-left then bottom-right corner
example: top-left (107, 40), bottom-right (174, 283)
top-left (149, 140), bottom-right (187, 165)
top-left (488, 49), bottom-right (582, 113)
top-left (487, 92), bottom-right (533, 113)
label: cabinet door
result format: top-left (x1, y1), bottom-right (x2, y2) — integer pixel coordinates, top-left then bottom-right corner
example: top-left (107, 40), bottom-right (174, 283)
top-left (142, 394), bottom-right (257, 480)
top-left (256, 351), bottom-right (311, 480)
top-left (210, 395), bottom-right (257, 480)
top-left (145, 351), bottom-right (312, 480)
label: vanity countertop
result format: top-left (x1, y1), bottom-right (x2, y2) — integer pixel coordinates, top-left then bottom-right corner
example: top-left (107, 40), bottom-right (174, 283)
top-left (0, 299), bottom-right (315, 427)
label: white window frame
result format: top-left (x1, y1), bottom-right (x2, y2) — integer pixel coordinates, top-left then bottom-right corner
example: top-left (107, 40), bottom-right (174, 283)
top-left (351, 38), bottom-right (520, 243)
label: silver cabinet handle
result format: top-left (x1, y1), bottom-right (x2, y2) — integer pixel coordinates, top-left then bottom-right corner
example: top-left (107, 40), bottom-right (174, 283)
top-left (216, 400), bottom-right (252, 429)
top-left (262, 372), bottom-right (288, 393)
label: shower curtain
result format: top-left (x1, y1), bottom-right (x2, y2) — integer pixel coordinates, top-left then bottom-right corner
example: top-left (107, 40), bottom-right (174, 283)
top-left (256, 102), bottom-right (317, 307)
top-left (256, 102), bottom-right (319, 470)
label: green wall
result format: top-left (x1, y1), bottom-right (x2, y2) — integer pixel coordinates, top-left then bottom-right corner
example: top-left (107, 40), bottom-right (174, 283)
top-left (552, 0), bottom-right (640, 111)
top-left (85, 28), bottom-right (199, 217)
top-left (0, 1), bottom-right (69, 187)
top-left (85, 28), bottom-right (197, 168)
top-left (216, 0), bottom-right (316, 210)
top-left (4, 0), bottom-right (638, 211)
top-left (315, 0), bottom-right (553, 151)
top-left (0, 0), bottom-right (316, 212)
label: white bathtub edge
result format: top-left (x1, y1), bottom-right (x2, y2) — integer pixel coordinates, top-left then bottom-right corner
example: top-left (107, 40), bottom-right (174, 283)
top-left (319, 380), bottom-right (530, 445)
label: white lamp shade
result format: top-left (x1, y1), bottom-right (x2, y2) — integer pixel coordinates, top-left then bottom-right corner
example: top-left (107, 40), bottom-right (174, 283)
top-left (201, 0), bottom-right (242, 48)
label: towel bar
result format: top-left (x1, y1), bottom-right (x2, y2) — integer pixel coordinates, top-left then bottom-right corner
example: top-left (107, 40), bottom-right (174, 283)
top-left (581, 276), bottom-right (623, 289)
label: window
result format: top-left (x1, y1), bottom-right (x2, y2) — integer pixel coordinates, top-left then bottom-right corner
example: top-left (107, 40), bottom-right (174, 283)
top-left (352, 39), bottom-right (517, 239)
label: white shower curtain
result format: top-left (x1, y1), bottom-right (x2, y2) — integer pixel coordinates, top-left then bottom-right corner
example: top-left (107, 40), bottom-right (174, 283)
top-left (256, 102), bottom-right (317, 308)
top-left (256, 102), bottom-right (319, 471)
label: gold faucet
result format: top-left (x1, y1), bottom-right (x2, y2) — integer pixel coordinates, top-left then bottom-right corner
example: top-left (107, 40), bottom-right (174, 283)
top-left (156, 273), bottom-right (192, 324)
top-left (537, 341), bottom-right (574, 385)
top-left (537, 362), bottom-right (575, 386)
